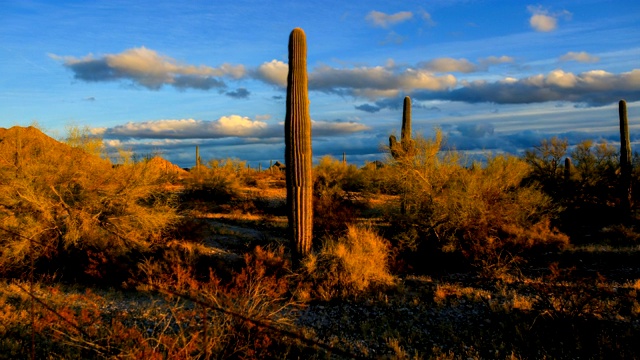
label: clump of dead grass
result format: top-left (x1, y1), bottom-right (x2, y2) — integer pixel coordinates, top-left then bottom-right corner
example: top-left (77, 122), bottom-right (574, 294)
top-left (300, 225), bottom-right (395, 300)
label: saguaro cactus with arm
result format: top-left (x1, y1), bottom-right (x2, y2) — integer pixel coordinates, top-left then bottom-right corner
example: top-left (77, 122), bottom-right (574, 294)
top-left (389, 96), bottom-right (414, 159)
top-left (285, 28), bottom-right (313, 263)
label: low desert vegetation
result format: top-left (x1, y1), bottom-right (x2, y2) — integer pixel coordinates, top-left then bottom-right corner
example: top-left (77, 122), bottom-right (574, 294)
top-left (383, 130), bottom-right (568, 275)
top-left (0, 126), bottom-right (179, 283)
top-left (1, 125), bottom-right (639, 359)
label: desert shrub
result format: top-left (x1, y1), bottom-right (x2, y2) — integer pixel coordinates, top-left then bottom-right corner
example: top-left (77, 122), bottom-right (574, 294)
top-left (358, 160), bottom-right (397, 195)
top-left (0, 126), bottom-right (179, 280)
top-left (182, 158), bottom-right (247, 208)
top-left (524, 137), bottom-right (627, 240)
top-left (570, 140), bottom-right (618, 189)
top-left (523, 136), bottom-right (568, 197)
top-left (137, 246), bottom-right (302, 359)
top-left (63, 124), bottom-right (105, 158)
top-left (0, 245), bottom-right (303, 359)
top-left (385, 130), bottom-right (567, 272)
top-left (312, 156), bottom-right (367, 237)
top-left (314, 155), bottom-right (367, 194)
top-left (562, 140), bottom-right (622, 239)
top-left (300, 225), bottom-right (395, 299)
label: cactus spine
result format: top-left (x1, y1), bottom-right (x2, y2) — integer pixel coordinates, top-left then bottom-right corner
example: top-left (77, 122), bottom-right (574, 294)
top-left (285, 28), bottom-right (313, 263)
top-left (389, 96), bottom-right (414, 159)
top-left (619, 99), bottom-right (632, 218)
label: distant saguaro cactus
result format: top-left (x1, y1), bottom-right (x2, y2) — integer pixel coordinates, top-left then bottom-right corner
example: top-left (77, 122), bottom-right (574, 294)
top-left (195, 145), bottom-right (201, 170)
top-left (564, 157), bottom-right (572, 182)
top-left (389, 96), bottom-right (415, 159)
top-left (285, 28), bottom-right (313, 263)
top-left (619, 99), bottom-right (632, 218)
top-left (14, 131), bottom-right (21, 176)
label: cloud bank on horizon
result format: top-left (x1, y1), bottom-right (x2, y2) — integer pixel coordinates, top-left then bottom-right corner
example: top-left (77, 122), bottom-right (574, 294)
top-left (54, 47), bottom-right (640, 107)
top-left (3, 1), bottom-right (640, 167)
top-left (96, 116), bottom-right (369, 140)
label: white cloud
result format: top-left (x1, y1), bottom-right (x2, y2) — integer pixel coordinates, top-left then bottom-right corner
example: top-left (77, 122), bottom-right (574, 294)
top-left (106, 116), bottom-right (268, 139)
top-left (52, 47), bottom-right (246, 90)
top-left (308, 65), bottom-right (456, 99)
top-left (413, 68), bottom-right (640, 105)
top-left (215, 115), bottom-right (268, 136)
top-left (397, 69), bottom-right (456, 91)
top-left (255, 60), bottom-right (289, 87)
top-left (366, 10), bottom-right (413, 28)
top-left (560, 51), bottom-right (600, 63)
top-left (101, 115), bottom-right (371, 141)
top-left (546, 69), bottom-right (578, 88)
top-left (527, 5), bottom-right (571, 32)
top-left (480, 56), bottom-right (515, 66)
top-left (90, 127), bottom-right (107, 135)
top-left (252, 60), bottom-right (458, 100)
top-left (420, 58), bottom-right (477, 73)
top-left (529, 13), bottom-right (557, 32)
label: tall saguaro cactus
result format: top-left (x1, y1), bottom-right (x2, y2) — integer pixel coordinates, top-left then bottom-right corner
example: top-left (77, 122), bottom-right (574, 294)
top-left (285, 28), bottom-right (313, 263)
top-left (389, 96), bottom-right (414, 159)
top-left (619, 99), bottom-right (632, 218)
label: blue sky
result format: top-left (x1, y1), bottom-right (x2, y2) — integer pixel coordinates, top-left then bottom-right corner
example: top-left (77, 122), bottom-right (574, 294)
top-left (1, 0), bottom-right (639, 168)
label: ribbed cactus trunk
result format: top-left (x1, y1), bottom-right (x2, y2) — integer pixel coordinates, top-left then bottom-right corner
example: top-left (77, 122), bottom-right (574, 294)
top-left (285, 28), bottom-right (313, 264)
top-left (401, 96), bottom-right (412, 147)
top-left (619, 99), bottom-right (632, 219)
top-left (389, 96), bottom-right (414, 214)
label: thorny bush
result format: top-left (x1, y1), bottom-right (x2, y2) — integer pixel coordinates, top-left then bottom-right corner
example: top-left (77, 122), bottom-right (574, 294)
top-left (385, 130), bottom-right (568, 272)
top-left (0, 126), bottom-right (179, 281)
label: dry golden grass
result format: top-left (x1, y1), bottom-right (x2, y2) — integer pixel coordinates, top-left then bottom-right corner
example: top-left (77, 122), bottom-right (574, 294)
top-left (300, 225), bottom-right (395, 300)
